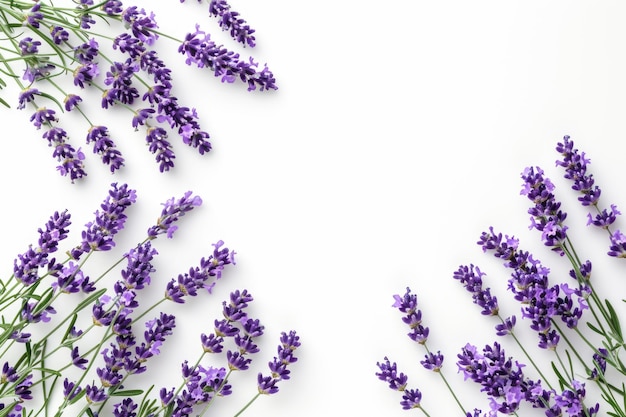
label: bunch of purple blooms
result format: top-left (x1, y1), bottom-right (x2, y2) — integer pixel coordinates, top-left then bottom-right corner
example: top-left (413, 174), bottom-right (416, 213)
top-left (1, 0), bottom-right (276, 180)
top-left (377, 136), bottom-right (625, 416)
top-left (2, 182), bottom-right (300, 416)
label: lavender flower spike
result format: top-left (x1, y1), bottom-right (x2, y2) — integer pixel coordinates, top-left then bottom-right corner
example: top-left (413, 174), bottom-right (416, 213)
top-left (208, 0), bottom-right (257, 47)
top-left (520, 166), bottom-right (568, 254)
top-left (257, 331), bottom-right (301, 395)
top-left (71, 183), bottom-right (137, 259)
top-left (393, 287), bottom-right (429, 344)
top-left (556, 135), bottom-right (625, 257)
top-left (376, 357), bottom-right (424, 410)
top-left (555, 135), bottom-right (601, 207)
top-left (14, 210), bottom-right (72, 286)
top-left (178, 25), bottom-right (277, 91)
top-left (164, 240), bottom-right (235, 303)
top-left (147, 191), bottom-right (202, 239)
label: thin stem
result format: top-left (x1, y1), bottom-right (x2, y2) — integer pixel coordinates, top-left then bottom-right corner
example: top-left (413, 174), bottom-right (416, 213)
top-left (232, 392), bottom-right (261, 417)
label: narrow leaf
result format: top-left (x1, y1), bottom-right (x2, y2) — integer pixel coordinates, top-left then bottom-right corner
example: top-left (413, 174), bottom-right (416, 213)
top-left (111, 389), bottom-right (144, 397)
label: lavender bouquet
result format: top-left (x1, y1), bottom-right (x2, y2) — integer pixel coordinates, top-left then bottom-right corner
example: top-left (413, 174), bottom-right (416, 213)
top-left (1, 182), bottom-right (300, 416)
top-left (377, 136), bottom-right (625, 417)
top-left (0, 0), bottom-right (276, 180)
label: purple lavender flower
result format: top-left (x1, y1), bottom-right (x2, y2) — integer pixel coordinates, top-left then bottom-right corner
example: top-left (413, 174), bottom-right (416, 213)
top-left (556, 135), bottom-right (601, 206)
top-left (17, 87), bottom-right (39, 110)
top-left (478, 226), bottom-right (589, 347)
top-left (21, 301), bottom-right (56, 323)
top-left (51, 26), bottom-right (70, 44)
top-left (15, 374), bottom-right (33, 401)
top-left (9, 331), bottom-right (31, 343)
top-left (554, 380), bottom-right (599, 417)
top-left (103, 59), bottom-right (140, 106)
top-left (224, 289), bottom-right (250, 319)
top-left (71, 183), bottom-right (137, 258)
top-left (24, 3), bottom-right (43, 28)
top-left (201, 333), bottom-right (224, 353)
top-left (71, 347), bottom-right (88, 369)
top-left (167, 362), bottom-right (230, 413)
top-left (122, 6), bottom-right (159, 45)
top-left (19, 37), bottom-right (41, 55)
top-left (164, 241), bottom-right (235, 303)
top-left (131, 313), bottom-right (176, 371)
top-left (1, 363), bottom-right (19, 383)
top-left (52, 262), bottom-right (93, 294)
top-left (452, 264), bottom-right (516, 336)
top-left (117, 242), bottom-right (157, 294)
top-left (113, 398), bottom-right (138, 417)
top-left (376, 357), bottom-right (425, 410)
top-left (30, 107), bottom-right (57, 129)
top-left (64, 94), bottom-right (82, 111)
top-left (257, 331), bottom-right (300, 395)
top-left (63, 379), bottom-right (82, 401)
top-left (208, 0), bottom-right (256, 47)
top-left (214, 318), bottom-right (239, 337)
top-left (145, 126), bottom-right (176, 172)
top-left (521, 166), bottom-right (568, 254)
top-left (74, 39), bottom-right (99, 64)
top-left (131, 108), bottom-right (155, 128)
top-left (92, 302), bottom-right (115, 327)
top-left (23, 60), bottom-right (55, 82)
top-left (589, 348), bottom-right (608, 380)
top-left (73, 62), bottom-right (99, 88)
top-left (77, 0), bottom-right (96, 29)
top-left (85, 383), bottom-right (108, 403)
top-left (392, 287), bottom-right (429, 344)
top-left (400, 388), bottom-right (423, 410)
top-left (85, 126), bottom-right (125, 172)
top-left (147, 191), bottom-right (202, 239)
top-left (14, 209), bottom-right (72, 286)
top-left (495, 316), bottom-right (516, 336)
top-left (457, 342), bottom-right (543, 414)
top-left (453, 264), bottom-right (499, 316)
top-left (227, 350), bottom-right (252, 371)
top-left (102, 0), bottom-right (124, 15)
top-left (608, 230), bottom-right (626, 258)
top-left (556, 136), bottom-right (624, 258)
top-left (40, 124), bottom-right (87, 182)
top-left (179, 25), bottom-right (277, 91)
top-left (421, 351), bottom-right (444, 371)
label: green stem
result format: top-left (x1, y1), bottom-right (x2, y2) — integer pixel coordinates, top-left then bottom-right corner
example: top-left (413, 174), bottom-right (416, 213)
top-left (233, 392), bottom-right (261, 417)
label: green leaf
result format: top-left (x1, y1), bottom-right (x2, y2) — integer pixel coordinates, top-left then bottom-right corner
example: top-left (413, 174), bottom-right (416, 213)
top-left (61, 313), bottom-right (78, 344)
top-left (86, 408), bottom-right (95, 417)
top-left (136, 386), bottom-right (159, 417)
top-left (565, 349), bottom-right (574, 377)
top-left (111, 389), bottom-right (144, 397)
top-left (586, 321), bottom-right (604, 336)
top-left (75, 288), bottom-right (107, 313)
top-left (551, 361), bottom-right (568, 391)
top-left (0, 402), bottom-right (17, 417)
top-left (31, 367), bottom-right (62, 377)
top-left (605, 299), bottom-right (623, 342)
top-left (68, 387), bottom-right (86, 405)
top-left (31, 287), bottom-right (54, 317)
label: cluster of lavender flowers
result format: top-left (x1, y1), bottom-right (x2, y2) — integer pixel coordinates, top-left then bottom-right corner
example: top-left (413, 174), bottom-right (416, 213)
top-left (2, 182), bottom-right (299, 416)
top-left (1, 0), bottom-right (276, 180)
top-left (377, 136), bottom-right (625, 416)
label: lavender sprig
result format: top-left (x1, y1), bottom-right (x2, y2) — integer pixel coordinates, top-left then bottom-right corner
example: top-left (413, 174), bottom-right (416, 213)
top-left (556, 135), bottom-right (625, 257)
top-left (1, 184), bottom-right (299, 417)
top-left (1, 0), bottom-right (276, 179)
top-left (377, 136), bottom-right (624, 416)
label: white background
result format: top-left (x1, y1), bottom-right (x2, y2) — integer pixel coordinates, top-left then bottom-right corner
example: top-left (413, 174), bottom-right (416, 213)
top-left (3, 0), bottom-right (626, 415)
